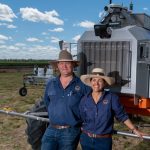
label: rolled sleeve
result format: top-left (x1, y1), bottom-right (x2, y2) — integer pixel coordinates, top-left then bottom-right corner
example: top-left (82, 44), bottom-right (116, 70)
top-left (112, 94), bottom-right (129, 122)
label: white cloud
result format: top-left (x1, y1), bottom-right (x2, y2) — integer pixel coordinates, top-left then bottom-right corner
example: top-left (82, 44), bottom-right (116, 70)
top-left (8, 45), bottom-right (20, 51)
top-left (49, 27), bottom-right (64, 32)
top-left (0, 45), bottom-right (7, 49)
top-left (0, 44), bottom-right (19, 51)
top-left (0, 22), bottom-right (17, 29)
top-left (0, 40), bottom-right (5, 44)
top-left (45, 36), bottom-right (50, 40)
top-left (0, 44), bottom-right (59, 59)
top-left (51, 36), bottom-right (60, 43)
top-left (15, 43), bottom-right (26, 46)
top-left (20, 7), bottom-right (64, 25)
top-left (42, 32), bottom-right (48, 35)
top-left (26, 37), bottom-right (43, 42)
top-left (72, 34), bottom-right (81, 42)
top-left (0, 34), bottom-right (12, 43)
top-left (75, 20), bottom-right (95, 28)
top-left (7, 24), bottom-right (17, 28)
top-left (0, 34), bottom-right (9, 40)
top-left (143, 7), bottom-right (148, 11)
top-left (0, 22), bottom-right (7, 26)
top-left (0, 3), bottom-right (17, 22)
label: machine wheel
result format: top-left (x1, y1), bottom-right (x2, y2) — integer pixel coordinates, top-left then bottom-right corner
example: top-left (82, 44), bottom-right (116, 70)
top-left (25, 99), bottom-right (48, 150)
top-left (19, 87), bottom-right (27, 96)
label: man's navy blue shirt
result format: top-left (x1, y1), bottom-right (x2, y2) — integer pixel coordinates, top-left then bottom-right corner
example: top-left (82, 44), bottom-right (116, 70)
top-left (79, 91), bottom-right (129, 135)
top-left (44, 75), bottom-right (90, 126)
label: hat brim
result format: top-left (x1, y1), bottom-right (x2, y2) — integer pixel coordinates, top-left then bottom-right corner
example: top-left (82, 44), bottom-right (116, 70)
top-left (49, 60), bottom-right (80, 67)
top-left (80, 74), bottom-right (115, 86)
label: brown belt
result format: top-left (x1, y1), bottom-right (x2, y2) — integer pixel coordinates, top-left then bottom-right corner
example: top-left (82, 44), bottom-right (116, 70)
top-left (50, 124), bottom-right (70, 129)
top-left (82, 130), bottom-right (112, 138)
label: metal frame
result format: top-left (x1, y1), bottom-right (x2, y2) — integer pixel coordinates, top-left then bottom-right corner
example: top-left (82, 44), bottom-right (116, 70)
top-left (19, 66), bottom-right (54, 96)
top-left (0, 109), bottom-right (150, 140)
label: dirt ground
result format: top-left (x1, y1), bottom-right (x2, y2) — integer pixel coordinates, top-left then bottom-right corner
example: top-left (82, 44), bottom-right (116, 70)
top-left (0, 71), bottom-right (150, 150)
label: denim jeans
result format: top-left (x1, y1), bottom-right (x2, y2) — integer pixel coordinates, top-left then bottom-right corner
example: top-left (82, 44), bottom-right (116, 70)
top-left (41, 125), bottom-right (80, 150)
top-left (80, 133), bottom-right (112, 150)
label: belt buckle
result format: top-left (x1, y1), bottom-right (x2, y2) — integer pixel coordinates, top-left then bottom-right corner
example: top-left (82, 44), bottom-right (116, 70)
top-left (88, 133), bottom-right (97, 138)
top-left (58, 126), bottom-right (64, 129)
top-left (58, 126), bottom-right (62, 129)
top-left (58, 125), bottom-right (69, 129)
top-left (92, 134), bottom-right (97, 138)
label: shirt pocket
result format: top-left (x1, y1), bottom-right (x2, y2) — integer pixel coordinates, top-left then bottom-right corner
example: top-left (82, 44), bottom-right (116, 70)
top-left (83, 106), bottom-right (95, 123)
top-left (67, 90), bottom-right (82, 104)
top-left (71, 90), bottom-right (83, 99)
top-left (98, 104), bottom-right (111, 122)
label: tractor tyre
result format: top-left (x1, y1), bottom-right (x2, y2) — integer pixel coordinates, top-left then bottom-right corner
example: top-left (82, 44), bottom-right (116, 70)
top-left (19, 87), bottom-right (27, 96)
top-left (25, 99), bottom-right (48, 150)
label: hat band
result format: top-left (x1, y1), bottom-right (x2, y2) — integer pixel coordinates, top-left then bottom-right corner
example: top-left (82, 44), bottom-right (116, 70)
top-left (92, 72), bottom-right (104, 76)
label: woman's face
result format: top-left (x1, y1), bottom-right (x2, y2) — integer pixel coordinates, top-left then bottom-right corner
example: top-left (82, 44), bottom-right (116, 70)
top-left (90, 77), bottom-right (106, 92)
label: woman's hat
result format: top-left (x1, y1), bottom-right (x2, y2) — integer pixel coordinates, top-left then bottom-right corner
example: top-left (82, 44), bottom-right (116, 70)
top-left (80, 68), bottom-right (115, 86)
top-left (49, 50), bottom-right (79, 67)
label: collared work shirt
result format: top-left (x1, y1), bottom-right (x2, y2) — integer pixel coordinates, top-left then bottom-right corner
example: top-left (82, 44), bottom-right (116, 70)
top-left (44, 75), bottom-right (90, 126)
top-left (79, 91), bottom-right (129, 135)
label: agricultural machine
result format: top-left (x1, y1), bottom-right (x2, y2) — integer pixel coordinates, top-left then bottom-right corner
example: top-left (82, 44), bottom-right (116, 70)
top-left (77, 3), bottom-right (150, 117)
top-left (0, 1), bottom-right (150, 150)
top-left (19, 65), bottom-right (54, 96)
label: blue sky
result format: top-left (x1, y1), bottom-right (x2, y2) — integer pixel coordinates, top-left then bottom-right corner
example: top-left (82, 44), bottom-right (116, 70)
top-left (0, 0), bottom-right (150, 60)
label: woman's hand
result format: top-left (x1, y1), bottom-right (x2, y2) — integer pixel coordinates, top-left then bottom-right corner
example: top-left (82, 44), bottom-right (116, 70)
top-left (132, 128), bottom-right (146, 138)
top-left (123, 119), bottom-right (147, 138)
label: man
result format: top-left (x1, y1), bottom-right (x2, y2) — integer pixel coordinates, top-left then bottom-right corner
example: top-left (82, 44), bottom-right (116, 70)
top-left (41, 50), bottom-right (90, 150)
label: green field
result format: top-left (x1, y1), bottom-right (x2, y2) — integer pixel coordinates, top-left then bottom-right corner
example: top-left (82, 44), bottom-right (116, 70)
top-left (0, 71), bottom-right (150, 150)
top-left (0, 59), bottom-right (49, 67)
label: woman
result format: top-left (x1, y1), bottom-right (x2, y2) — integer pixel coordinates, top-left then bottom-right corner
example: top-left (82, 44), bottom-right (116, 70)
top-left (79, 68), bottom-right (145, 150)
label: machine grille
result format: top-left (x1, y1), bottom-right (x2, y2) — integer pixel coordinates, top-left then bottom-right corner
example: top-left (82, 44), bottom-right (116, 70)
top-left (80, 41), bottom-right (131, 87)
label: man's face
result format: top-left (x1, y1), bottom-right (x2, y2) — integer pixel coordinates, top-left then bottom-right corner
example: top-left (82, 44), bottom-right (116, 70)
top-left (57, 61), bottom-right (74, 76)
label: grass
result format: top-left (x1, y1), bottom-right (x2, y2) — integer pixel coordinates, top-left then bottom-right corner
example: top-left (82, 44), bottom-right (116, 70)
top-left (0, 71), bottom-right (150, 150)
top-left (113, 116), bottom-right (150, 150)
top-left (0, 71), bottom-right (44, 150)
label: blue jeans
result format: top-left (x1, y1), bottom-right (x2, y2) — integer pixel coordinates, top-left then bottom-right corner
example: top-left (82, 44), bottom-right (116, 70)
top-left (80, 133), bottom-right (112, 150)
top-left (41, 125), bottom-right (80, 150)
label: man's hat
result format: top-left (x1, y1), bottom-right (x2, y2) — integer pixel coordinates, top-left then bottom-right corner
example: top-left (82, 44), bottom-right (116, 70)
top-left (80, 68), bottom-right (115, 86)
top-left (50, 50), bottom-right (79, 67)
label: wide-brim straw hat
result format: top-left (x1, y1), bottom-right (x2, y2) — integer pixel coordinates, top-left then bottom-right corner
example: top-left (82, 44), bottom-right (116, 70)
top-left (81, 68), bottom-right (115, 86)
top-left (49, 50), bottom-right (79, 67)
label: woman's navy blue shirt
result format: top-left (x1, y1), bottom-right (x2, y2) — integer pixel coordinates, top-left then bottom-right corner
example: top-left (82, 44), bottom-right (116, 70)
top-left (79, 91), bottom-right (129, 134)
